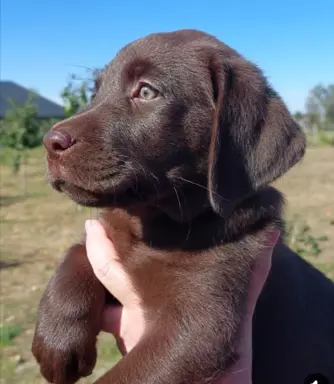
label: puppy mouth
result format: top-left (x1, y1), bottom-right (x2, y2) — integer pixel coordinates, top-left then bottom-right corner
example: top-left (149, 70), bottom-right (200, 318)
top-left (52, 179), bottom-right (67, 192)
top-left (47, 162), bottom-right (174, 209)
top-left (50, 178), bottom-right (131, 207)
top-left (46, 160), bottom-right (127, 206)
top-left (50, 173), bottom-right (164, 208)
top-left (51, 178), bottom-right (102, 197)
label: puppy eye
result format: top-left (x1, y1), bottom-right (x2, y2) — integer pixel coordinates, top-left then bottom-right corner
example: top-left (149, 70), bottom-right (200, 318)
top-left (136, 84), bottom-right (159, 100)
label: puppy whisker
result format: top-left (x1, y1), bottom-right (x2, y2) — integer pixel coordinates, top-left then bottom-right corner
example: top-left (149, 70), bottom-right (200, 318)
top-left (175, 176), bottom-right (231, 202)
top-left (173, 186), bottom-right (183, 221)
top-left (175, 187), bottom-right (192, 241)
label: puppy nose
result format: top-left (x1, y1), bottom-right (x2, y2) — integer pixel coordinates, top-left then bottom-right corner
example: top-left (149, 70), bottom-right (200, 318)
top-left (43, 130), bottom-right (74, 155)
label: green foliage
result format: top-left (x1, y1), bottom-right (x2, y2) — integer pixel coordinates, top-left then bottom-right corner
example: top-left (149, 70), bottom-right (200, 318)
top-left (0, 146), bottom-right (44, 167)
top-left (60, 69), bottom-right (100, 117)
top-left (306, 130), bottom-right (334, 147)
top-left (293, 111), bottom-right (304, 121)
top-left (287, 216), bottom-right (328, 258)
top-left (0, 324), bottom-right (23, 347)
top-left (306, 84), bottom-right (328, 117)
top-left (0, 92), bottom-right (43, 192)
top-left (317, 130), bottom-right (334, 146)
top-left (61, 75), bottom-right (89, 117)
top-left (0, 93), bottom-right (40, 150)
top-left (39, 118), bottom-right (62, 137)
top-left (304, 83), bottom-right (334, 133)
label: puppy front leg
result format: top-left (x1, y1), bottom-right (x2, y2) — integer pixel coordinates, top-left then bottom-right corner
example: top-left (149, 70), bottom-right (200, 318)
top-left (32, 243), bottom-right (107, 384)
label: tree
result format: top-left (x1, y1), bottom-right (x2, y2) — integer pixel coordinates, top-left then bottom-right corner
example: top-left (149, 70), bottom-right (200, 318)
top-left (0, 92), bottom-right (40, 193)
top-left (323, 84), bottom-right (334, 126)
top-left (293, 111), bottom-right (304, 122)
top-left (305, 84), bottom-right (334, 131)
top-left (60, 68), bottom-right (101, 117)
top-left (61, 75), bottom-right (89, 117)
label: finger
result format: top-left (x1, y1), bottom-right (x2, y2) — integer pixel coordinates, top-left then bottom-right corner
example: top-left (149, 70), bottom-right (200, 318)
top-left (246, 229), bottom-right (280, 315)
top-left (101, 305), bottom-right (123, 335)
top-left (100, 305), bottom-right (128, 356)
top-left (85, 219), bottom-right (134, 304)
top-left (234, 230), bottom-right (280, 359)
top-left (85, 219), bottom-right (119, 261)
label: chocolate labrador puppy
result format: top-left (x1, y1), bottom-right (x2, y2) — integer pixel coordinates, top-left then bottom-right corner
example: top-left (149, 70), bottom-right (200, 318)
top-left (32, 29), bottom-right (334, 384)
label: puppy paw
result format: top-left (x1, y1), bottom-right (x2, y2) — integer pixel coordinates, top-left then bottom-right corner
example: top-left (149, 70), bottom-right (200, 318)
top-left (32, 316), bottom-right (98, 384)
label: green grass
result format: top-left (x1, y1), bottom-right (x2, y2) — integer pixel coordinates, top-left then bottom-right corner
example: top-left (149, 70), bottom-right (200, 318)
top-left (306, 130), bottom-right (334, 147)
top-left (0, 145), bottom-right (333, 383)
top-left (0, 325), bottom-right (24, 347)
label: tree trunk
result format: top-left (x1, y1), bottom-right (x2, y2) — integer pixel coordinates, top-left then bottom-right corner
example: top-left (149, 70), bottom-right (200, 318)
top-left (21, 151), bottom-right (28, 196)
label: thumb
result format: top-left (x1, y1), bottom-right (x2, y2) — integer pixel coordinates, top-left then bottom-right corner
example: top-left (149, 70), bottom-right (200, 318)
top-left (85, 219), bottom-right (134, 305)
top-left (246, 229), bottom-right (280, 316)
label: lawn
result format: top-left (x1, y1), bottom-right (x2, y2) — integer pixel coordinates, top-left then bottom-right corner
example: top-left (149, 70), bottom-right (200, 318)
top-left (0, 145), bottom-right (333, 383)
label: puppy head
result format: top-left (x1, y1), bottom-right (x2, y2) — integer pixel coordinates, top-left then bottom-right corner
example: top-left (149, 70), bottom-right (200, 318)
top-left (44, 30), bottom-right (305, 218)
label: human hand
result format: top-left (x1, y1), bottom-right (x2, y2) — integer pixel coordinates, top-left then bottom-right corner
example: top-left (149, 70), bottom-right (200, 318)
top-left (85, 219), bottom-right (279, 383)
top-left (85, 219), bottom-right (145, 356)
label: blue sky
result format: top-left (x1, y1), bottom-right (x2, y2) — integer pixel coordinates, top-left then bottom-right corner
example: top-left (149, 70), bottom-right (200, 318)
top-left (1, 0), bottom-right (333, 113)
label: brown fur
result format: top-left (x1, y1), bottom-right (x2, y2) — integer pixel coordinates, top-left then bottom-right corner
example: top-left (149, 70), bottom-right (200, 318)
top-left (32, 30), bottom-right (334, 384)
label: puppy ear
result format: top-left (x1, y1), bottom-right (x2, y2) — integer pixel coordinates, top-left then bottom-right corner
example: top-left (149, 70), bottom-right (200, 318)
top-left (208, 55), bottom-right (306, 217)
